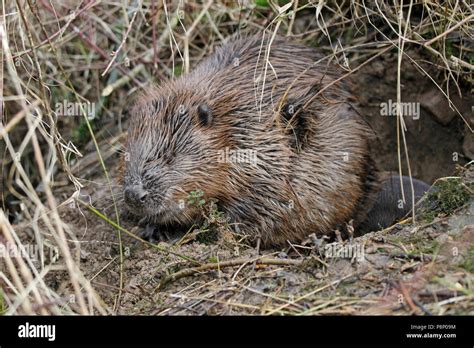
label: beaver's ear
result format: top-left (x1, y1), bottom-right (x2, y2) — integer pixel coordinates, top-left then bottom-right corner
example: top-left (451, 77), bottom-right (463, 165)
top-left (197, 103), bottom-right (213, 126)
top-left (280, 100), bottom-right (309, 150)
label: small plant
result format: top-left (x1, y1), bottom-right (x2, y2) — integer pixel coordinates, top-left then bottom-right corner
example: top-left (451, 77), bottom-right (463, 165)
top-left (186, 190), bottom-right (228, 244)
top-left (187, 189), bottom-right (206, 207)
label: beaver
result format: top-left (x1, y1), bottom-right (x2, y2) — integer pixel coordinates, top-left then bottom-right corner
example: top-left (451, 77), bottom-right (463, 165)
top-left (123, 33), bottom-right (429, 247)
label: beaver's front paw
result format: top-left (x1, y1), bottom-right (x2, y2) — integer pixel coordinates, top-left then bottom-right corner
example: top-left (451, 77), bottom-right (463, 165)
top-left (139, 224), bottom-right (181, 244)
top-left (140, 224), bottom-right (165, 243)
top-left (120, 208), bottom-right (141, 223)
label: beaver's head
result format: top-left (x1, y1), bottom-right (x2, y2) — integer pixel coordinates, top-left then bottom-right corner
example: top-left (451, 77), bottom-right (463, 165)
top-left (123, 88), bottom-right (231, 225)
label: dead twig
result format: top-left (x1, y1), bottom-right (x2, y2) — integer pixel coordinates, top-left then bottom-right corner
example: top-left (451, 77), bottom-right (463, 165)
top-left (158, 257), bottom-right (305, 290)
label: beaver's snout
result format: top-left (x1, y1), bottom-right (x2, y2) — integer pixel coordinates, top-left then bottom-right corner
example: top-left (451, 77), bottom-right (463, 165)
top-left (124, 184), bottom-right (148, 209)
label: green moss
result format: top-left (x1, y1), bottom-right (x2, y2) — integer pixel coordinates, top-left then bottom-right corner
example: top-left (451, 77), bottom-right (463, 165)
top-left (72, 119), bottom-right (92, 145)
top-left (419, 240), bottom-right (441, 255)
top-left (407, 238), bottom-right (440, 257)
top-left (421, 210), bottom-right (438, 223)
top-left (254, 0), bottom-right (295, 8)
top-left (420, 178), bottom-right (471, 222)
top-left (459, 246), bottom-right (474, 274)
top-left (208, 256), bottom-right (218, 263)
top-left (388, 234), bottom-right (440, 256)
top-left (444, 39), bottom-right (455, 57)
top-left (173, 64), bottom-right (184, 77)
top-left (255, 0), bottom-right (270, 7)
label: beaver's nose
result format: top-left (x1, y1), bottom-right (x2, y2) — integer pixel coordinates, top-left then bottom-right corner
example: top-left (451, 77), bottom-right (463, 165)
top-left (124, 185), bottom-right (148, 207)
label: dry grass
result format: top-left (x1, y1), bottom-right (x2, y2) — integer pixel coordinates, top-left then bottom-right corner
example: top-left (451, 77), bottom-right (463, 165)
top-left (1, 0), bottom-right (473, 315)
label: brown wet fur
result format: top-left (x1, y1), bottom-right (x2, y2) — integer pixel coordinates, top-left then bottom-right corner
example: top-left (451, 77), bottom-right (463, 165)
top-left (124, 33), bottom-right (380, 247)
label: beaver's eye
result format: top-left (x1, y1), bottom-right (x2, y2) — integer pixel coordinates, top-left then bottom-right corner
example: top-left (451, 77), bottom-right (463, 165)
top-left (197, 103), bottom-right (213, 126)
